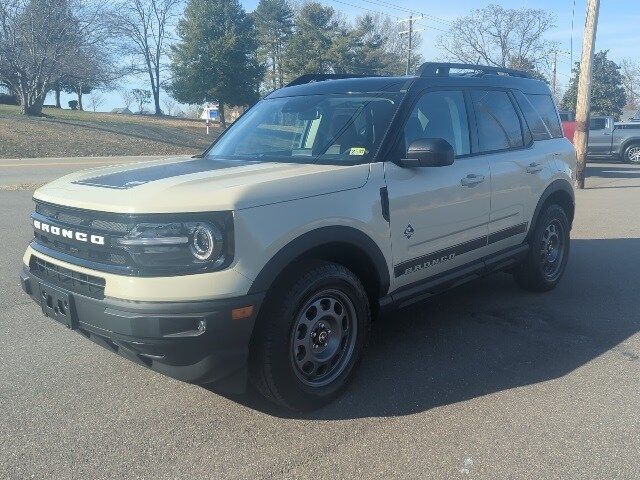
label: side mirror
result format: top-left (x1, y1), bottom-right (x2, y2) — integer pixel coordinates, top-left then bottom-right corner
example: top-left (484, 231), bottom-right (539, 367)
top-left (399, 138), bottom-right (455, 168)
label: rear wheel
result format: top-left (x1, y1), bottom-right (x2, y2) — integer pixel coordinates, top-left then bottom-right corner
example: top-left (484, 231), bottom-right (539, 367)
top-left (624, 144), bottom-right (640, 164)
top-left (249, 260), bottom-right (370, 411)
top-left (514, 204), bottom-right (570, 292)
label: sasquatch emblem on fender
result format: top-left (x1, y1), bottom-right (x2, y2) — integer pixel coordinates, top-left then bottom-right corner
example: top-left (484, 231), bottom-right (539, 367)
top-left (404, 224), bottom-right (415, 239)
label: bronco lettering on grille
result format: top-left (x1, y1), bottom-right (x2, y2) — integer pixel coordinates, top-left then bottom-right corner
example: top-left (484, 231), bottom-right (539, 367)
top-left (33, 219), bottom-right (105, 246)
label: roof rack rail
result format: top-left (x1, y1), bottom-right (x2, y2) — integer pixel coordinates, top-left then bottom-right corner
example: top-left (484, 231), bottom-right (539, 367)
top-left (285, 73), bottom-right (372, 87)
top-left (418, 62), bottom-right (531, 79)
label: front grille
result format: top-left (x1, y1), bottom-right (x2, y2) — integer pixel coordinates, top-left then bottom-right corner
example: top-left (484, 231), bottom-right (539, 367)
top-left (30, 256), bottom-right (106, 299)
top-left (32, 201), bottom-right (133, 271)
top-left (35, 203), bottom-right (130, 233)
top-left (34, 231), bottom-right (128, 265)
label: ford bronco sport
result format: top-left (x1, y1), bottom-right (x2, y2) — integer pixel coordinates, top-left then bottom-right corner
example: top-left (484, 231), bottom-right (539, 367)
top-left (20, 63), bottom-right (576, 411)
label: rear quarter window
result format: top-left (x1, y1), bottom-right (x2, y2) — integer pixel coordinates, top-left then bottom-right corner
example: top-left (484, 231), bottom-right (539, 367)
top-left (516, 92), bottom-right (563, 140)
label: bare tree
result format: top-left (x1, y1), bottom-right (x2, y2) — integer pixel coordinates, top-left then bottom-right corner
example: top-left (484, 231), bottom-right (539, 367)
top-left (162, 95), bottom-right (175, 116)
top-left (121, 90), bottom-right (133, 109)
top-left (438, 5), bottom-right (556, 70)
top-left (620, 59), bottom-right (640, 109)
top-left (131, 88), bottom-right (151, 113)
top-left (0, 0), bottom-right (114, 115)
top-left (0, 0), bottom-right (79, 115)
top-left (88, 91), bottom-right (105, 111)
top-left (108, 0), bottom-right (181, 115)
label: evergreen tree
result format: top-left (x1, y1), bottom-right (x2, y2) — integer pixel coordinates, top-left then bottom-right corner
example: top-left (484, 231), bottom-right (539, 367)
top-left (169, 0), bottom-right (263, 125)
top-left (348, 14), bottom-right (406, 76)
top-left (561, 50), bottom-right (627, 119)
top-left (283, 2), bottom-right (339, 77)
top-left (253, 0), bottom-right (294, 90)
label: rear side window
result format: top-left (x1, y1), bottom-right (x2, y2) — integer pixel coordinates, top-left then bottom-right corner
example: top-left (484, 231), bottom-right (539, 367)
top-left (522, 93), bottom-right (563, 139)
top-left (471, 90), bottom-right (524, 152)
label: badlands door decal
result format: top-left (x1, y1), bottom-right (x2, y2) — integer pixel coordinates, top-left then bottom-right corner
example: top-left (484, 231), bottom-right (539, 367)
top-left (394, 222), bottom-right (528, 278)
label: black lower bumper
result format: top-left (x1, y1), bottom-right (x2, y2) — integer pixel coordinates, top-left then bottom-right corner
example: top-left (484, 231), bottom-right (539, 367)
top-left (20, 266), bottom-right (264, 389)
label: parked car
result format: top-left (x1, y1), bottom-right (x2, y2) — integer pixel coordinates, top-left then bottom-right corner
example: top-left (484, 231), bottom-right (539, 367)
top-left (19, 63), bottom-right (576, 411)
top-left (588, 116), bottom-right (640, 163)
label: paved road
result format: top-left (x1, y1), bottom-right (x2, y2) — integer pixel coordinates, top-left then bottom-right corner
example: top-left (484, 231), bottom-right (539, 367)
top-left (0, 162), bottom-right (639, 479)
top-left (0, 155), bottom-right (188, 189)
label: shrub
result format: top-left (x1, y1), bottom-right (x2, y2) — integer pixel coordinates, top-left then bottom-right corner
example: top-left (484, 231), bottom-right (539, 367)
top-left (68, 100), bottom-right (78, 110)
top-left (0, 93), bottom-right (19, 105)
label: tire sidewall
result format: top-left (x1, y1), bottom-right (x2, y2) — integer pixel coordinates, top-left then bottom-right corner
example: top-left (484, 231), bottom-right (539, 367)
top-left (263, 265), bottom-right (370, 410)
top-left (529, 205), bottom-right (571, 288)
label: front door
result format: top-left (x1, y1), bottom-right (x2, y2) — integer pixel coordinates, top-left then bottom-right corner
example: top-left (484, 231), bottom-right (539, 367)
top-left (587, 117), bottom-right (612, 155)
top-left (384, 89), bottom-right (491, 290)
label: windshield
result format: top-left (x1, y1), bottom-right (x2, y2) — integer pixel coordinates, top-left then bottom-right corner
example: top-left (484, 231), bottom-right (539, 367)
top-left (206, 92), bottom-right (402, 165)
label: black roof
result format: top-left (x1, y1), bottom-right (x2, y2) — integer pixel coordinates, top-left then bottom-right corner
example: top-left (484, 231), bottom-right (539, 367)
top-left (266, 62), bottom-right (551, 99)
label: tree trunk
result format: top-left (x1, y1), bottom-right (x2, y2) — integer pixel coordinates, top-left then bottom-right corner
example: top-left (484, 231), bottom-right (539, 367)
top-left (76, 82), bottom-right (84, 111)
top-left (219, 102), bottom-right (226, 127)
top-left (55, 87), bottom-right (61, 108)
top-left (271, 53), bottom-right (278, 90)
top-left (153, 87), bottom-right (161, 115)
top-left (19, 90), bottom-right (45, 116)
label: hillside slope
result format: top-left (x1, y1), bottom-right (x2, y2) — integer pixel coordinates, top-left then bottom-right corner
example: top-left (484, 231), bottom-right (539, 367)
top-left (0, 105), bottom-right (220, 158)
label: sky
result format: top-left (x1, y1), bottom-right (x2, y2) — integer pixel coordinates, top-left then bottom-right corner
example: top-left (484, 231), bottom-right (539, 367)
top-left (49, 0), bottom-right (640, 113)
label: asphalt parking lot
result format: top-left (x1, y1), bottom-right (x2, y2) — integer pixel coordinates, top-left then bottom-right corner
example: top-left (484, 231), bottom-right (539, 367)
top-left (1, 160), bottom-right (639, 479)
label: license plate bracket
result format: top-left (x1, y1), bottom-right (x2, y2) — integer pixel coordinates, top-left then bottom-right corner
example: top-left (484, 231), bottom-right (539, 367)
top-left (39, 283), bottom-right (77, 329)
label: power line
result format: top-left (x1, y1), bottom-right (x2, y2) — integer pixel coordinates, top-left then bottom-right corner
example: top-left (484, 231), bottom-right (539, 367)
top-left (356, 0), bottom-right (454, 27)
top-left (323, 0), bottom-right (401, 18)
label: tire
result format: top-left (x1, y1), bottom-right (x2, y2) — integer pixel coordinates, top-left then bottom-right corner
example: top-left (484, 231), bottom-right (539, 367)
top-left (624, 144), bottom-right (640, 164)
top-left (514, 204), bottom-right (570, 292)
top-left (249, 260), bottom-right (371, 411)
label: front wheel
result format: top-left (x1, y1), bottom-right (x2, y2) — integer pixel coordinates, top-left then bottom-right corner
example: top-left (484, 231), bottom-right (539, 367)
top-left (624, 144), bottom-right (640, 164)
top-left (249, 260), bottom-right (370, 411)
top-left (514, 204), bottom-right (570, 292)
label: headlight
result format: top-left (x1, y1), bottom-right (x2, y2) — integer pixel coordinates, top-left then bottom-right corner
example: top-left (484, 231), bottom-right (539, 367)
top-left (116, 214), bottom-right (233, 274)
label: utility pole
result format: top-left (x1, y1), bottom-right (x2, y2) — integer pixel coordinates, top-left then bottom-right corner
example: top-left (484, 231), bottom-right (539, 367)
top-left (574, 0), bottom-right (600, 189)
top-left (398, 15), bottom-right (424, 76)
top-left (407, 14), bottom-right (413, 75)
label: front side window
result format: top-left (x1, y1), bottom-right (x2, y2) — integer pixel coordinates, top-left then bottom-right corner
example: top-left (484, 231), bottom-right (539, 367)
top-left (402, 90), bottom-right (470, 156)
top-left (206, 92), bottom-right (401, 165)
top-left (589, 117), bottom-right (607, 130)
top-left (472, 90), bottom-right (524, 152)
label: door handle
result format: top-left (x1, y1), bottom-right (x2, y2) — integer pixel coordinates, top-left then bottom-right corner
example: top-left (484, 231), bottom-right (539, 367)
top-left (460, 174), bottom-right (486, 187)
top-left (525, 162), bottom-right (543, 174)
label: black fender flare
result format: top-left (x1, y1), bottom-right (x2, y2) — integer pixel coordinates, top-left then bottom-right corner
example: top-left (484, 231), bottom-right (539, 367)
top-left (527, 179), bottom-right (575, 241)
top-left (247, 225), bottom-right (390, 296)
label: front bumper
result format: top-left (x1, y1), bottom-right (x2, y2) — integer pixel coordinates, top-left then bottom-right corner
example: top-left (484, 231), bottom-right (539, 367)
top-left (20, 265), bottom-right (264, 388)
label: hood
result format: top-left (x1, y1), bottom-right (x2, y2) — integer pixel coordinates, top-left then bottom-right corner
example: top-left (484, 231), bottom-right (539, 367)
top-left (33, 157), bottom-right (371, 213)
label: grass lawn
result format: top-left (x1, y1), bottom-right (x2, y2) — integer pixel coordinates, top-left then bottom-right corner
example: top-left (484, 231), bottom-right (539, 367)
top-left (0, 105), bottom-right (221, 158)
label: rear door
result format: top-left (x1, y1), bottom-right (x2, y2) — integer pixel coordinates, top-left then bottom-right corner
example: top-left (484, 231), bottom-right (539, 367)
top-left (384, 88), bottom-right (491, 289)
top-left (469, 89), bottom-right (557, 255)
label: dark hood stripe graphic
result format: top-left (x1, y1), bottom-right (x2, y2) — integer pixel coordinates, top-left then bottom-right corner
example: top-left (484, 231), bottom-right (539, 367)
top-left (73, 158), bottom-right (259, 189)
